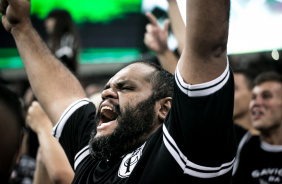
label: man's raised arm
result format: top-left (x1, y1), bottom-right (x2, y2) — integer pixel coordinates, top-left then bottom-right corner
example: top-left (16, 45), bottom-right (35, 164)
top-left (179, 0), bottom-right (230, 84)
top-left (0, 0), bottom-right (86, 124)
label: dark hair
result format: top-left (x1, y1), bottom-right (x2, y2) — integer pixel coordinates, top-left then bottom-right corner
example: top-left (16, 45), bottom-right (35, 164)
top-left (233, 67), bottom-right (258, 90)
top-left (254, 71), bottom-right (282, 86)
top-left (132, 60), bottom-right (174, 100)
top-left (46, 9), bottom-right (80, 73)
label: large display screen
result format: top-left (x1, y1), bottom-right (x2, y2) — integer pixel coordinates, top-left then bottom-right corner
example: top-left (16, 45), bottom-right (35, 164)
top-left (31, 0), bottom-right (141, 23)
top-left (0, 0), bottom-right (144, 70)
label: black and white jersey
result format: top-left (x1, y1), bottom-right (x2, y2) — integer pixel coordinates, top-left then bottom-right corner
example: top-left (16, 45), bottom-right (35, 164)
top-left (232, 132), bottom-right (282, 184)
top-left (52, 62), bottom-right (236, 183)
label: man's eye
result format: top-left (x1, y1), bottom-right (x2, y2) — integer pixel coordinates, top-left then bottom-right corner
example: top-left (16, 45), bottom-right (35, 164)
top-left (121, 86), bottom-right (134, 91)
top-left (262, 94), bottom-right (272, 99)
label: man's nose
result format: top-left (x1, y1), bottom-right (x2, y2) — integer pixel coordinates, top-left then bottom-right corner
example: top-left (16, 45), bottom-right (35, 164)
top-left (254, 96), bottom-right (264, 105)
top-left (101, 88), bottom-right (118, 100)
top-left (250, 96), bottom-right (263, 109)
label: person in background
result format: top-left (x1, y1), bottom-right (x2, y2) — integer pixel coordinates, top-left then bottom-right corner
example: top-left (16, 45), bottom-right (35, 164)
top-left (45, 9), bottom-right (80, 74)
top-left (1, 0), bottom-right (236, 183)
top-left (0, 85), bottom-right (25, 183)
top-left (232, 72), bottom-right (282, 184)
top-left (233, 68), bottom-right (260, 140)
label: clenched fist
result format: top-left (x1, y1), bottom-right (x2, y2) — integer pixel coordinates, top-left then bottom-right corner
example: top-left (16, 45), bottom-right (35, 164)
top-left (0, 0), bottom-right (31, 33)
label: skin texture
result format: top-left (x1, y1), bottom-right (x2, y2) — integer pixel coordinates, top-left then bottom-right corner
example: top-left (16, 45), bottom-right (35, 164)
top-left (97, 63), bottom-right (161, 138)
top-left (249, 81), bottom-right (282, 144)
top-left (178, 0), bottom-right (229, 85)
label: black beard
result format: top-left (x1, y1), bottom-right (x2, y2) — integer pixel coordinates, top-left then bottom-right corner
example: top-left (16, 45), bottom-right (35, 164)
top-left (89, 94), bottom-right (157, 160)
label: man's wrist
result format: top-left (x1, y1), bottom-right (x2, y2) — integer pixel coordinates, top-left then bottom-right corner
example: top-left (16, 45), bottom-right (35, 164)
top-left (11, 20), bottom-right (33, 38)
top-left (36, 124), bottom-right (53, 136)
top-left (155, 46), bottom-right (171, 56)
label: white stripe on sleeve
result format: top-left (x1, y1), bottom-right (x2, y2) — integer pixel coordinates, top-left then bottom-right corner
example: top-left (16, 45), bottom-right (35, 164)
top-left (52, 98), bottom-right (90, 139)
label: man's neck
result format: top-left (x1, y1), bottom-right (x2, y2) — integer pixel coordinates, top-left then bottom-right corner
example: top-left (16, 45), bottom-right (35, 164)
top-left (260, 127), bottom-right (282, 145)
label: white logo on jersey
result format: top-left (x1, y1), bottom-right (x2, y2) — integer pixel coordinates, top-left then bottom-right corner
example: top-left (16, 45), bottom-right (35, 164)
top-left (118, 143), bottom-right (146, 178)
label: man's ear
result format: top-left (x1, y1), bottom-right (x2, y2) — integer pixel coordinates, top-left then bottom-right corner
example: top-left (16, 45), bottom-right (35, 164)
top-left (157, 97), bottom-right (172, 121)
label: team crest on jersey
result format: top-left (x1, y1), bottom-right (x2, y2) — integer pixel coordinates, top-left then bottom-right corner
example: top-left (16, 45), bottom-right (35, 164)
top-left (118, 143), bottom-right (146, 178)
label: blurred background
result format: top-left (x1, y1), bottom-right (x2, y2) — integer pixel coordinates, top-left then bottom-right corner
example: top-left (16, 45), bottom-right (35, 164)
top-left (0, 0), bottom-right (282, 96)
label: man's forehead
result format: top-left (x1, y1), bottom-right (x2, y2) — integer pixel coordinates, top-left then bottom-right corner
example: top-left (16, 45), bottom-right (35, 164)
top-left (112, 63), bottom-right (153, 79)
top-left (253, 81), bottom-right (282, 93)
top-left (122, 63), bottom-right (154, 72)
top-left (106, 63), bottom-right (154, 86)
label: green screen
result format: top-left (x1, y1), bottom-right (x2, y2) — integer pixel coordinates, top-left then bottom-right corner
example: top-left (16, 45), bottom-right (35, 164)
top-left (0, 0), bottom-right (143, 69)
top-left (0, 48), bottom-right (141, 69)
top-left (30, 0), bottom-right (141, 23)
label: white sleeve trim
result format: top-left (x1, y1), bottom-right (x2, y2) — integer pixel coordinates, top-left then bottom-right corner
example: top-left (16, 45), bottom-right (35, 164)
top-left (175, 62), bottom-right (230, 97)
top-left (74, 145), bottom-right (90, 170)
top-left (163, 125), bottom-right (235, 178)
top-left (232, 131), bottom-right (252, 175)
top-left (52, 98), bottom-right (90, 139)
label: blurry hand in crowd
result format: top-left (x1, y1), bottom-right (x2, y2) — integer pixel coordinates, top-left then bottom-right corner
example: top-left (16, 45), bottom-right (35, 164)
top-left (144, 12), bottom-right (170, 55)
top-left (27, 101), bottom-right (75, 184)
top-left (26, 101), bottom-right (53, 134)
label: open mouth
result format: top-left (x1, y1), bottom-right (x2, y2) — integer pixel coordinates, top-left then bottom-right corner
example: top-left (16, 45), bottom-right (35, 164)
top-left (99, 106), bottom-right (118, 125)
top-left (251, 109), bottom-right (263, 119)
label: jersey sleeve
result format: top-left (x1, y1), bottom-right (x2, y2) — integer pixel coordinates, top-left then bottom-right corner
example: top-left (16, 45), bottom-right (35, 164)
top-left (51, 98), bottom-right (95, 169)
top-left (163, 62), bottom-right (237, 179)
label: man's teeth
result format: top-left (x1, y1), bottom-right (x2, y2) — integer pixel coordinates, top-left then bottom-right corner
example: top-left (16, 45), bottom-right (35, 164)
top-left (101, 106), bottom-right (113, 112)
top-left (101, 106), bottom-right (115, 120)
top-left (253, 111), bottom-right (261, 115)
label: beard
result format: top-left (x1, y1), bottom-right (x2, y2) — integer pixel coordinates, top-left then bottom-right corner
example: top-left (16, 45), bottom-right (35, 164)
top-left (88, 94), bottom-right (157, 160)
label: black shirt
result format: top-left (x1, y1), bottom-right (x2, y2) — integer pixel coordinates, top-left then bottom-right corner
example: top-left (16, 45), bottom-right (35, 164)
top-left (52, 63), bottom-right (236, 183)
top-left (232, 132), bottom-right (282, 184)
